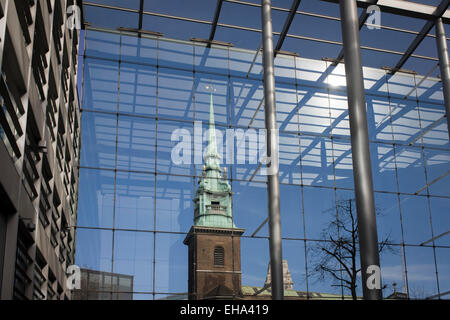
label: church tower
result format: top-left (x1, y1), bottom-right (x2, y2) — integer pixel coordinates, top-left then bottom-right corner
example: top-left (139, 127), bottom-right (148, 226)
top-left (183, 89), bottom-right (245, 300)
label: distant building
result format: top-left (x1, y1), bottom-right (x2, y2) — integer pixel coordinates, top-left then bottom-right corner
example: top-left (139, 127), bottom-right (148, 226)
top-left (72, 268), bottom-right (134, 300)
top-left (0, 0), bottom-right (81, 299)
top-left (265, 260), bottom-right (294, 291)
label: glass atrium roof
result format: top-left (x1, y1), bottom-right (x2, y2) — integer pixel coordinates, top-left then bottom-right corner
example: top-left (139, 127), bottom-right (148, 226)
top-left (80, 0), bottom-right (450, 75)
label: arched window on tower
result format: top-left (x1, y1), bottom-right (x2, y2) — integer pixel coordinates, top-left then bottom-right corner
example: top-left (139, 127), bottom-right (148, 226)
top-left (214, 246), bottom-right (224, 266)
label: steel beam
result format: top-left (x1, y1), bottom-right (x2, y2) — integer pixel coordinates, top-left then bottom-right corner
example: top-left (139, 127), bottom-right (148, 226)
top-left (138, 0), bottom-right (144, 32)
top-left (261, 0), bottom-right (284, 300)
top-left (435, 18), bottom-right (450, 140)
top-left (390, 0), bottom-right (450, 75)
top-left (208, 0), bottom-right (224, 47)
top-left (274, 0), bottom-right (301, 56)
top-left (339, 0), bottom-right (381, 300)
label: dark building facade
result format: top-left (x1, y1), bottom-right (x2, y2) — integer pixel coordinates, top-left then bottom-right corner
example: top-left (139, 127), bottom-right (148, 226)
top-left (0, 0), bottom-right (81, 299)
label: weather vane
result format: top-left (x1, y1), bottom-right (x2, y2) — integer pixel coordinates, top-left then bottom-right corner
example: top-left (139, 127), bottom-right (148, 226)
top-left (205, 82), bottom-right (216, 93)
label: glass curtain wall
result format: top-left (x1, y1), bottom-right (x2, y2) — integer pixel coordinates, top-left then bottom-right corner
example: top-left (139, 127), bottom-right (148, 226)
top-left (75, 27), bottom-right (450, 300)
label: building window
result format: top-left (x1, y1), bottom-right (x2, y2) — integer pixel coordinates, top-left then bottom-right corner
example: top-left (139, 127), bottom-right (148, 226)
top-left (213, 246), bottom-right (224, 266)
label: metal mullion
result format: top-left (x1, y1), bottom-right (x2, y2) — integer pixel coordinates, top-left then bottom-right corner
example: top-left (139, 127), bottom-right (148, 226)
top-left (109, 33), bottom-right (123, 279)
top-left (152, 37), bottom-right (160, 300)
top-left (324, 60), bottom-right (346, 299)
top-left (412, 73), bottom-right (442, 299)
top-left (384, 70), bottom-right (410, 297)
top-left (295, 56), bottom-right (310, 297)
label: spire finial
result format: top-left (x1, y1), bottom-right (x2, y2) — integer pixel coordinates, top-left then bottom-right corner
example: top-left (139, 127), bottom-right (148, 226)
top-left (204, 84), bottom-right (221, 173)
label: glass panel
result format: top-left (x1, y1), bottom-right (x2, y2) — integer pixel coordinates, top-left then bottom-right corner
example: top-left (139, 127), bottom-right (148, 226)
top-left (115, 172), bottom-right (155, 231)
top-left (274, 54), bottom-right (296, 85)
top-left (155, 174), bottom-right (194, 233)
top-left (119, 64), bottom-right (157, 116)
top-left (194, 74), bottom-right (228, 126)
top-left (157, 120), bottom-right (193, 176)
top-left (380, 246), bottom-right (406, 299)
top-left (279, 133), bottom-right (301, 185)
top-left (229, 47), bottom-right (262, 79)
top-left (75, 228), bottom-right (113, 273)
top-left (374, 192), bottom-right (402, 245)
top-left (77, 168), bottom-right (115, 229)
top-left (395, 145), bottom-right (426, 195)
top-left (230, 77), bottom-right (264, 129)
top-left (113, 231), bottom-right (153, 294)
top-left (405, 246), bottom-right (438, 299)
top-left (84, 6), bottom-right (138, 30)
top-left (232, 181), bottom-right (268, 237)
top-left (436, 248), bottom-right (450, 299)
top-left (305, 240), bottom-right (344, 299)
top-left (424, 148), bottom-right (450, 197)
top-left (400, 195), bottom-right (432, 245)
top-left (419, 102), bottom-right (449, 148)
top-left (429, 198), bottom-right (450, 247)
top-left (120, 35), bottom-right (157, 66)
top-left (241, 237), bottom-right (269, 289)
top-left (328, 91), bottom-right (350, 138)
top-left (370, 142), bottom-right (397, 193)
top-left (154, 233), bottom-right (188, 294)
top-left (277, 84), bottom-right (298, 131)
top-left (302, 186), bottom-right (335, 240)
top-left (280, 184), bottom-right (303, 238)
top-left (157, 68), bottom-right (193, 121)
top-left (333, 138), bottom-right (353, 189)
top-left (367, 97), bottom-right (393, 142)
top-left (81, 111), bottom-right (117, 169)
top-left (82, 58), bottom-right (119, 112)
top-left (282, 240), bottom-right (307, 292)
top-left (158, 39), bottom-right (193, 70)
top-left (194, 44), bottom-right (229, 76)
top-left (300, 136), bottom-right (334, 188)
top-left (297, 88), bottom-right (331, 136)
top-left (117, 115), bottom-right (156, 172)
top-left (390, 98), bottom-right (421, 144)
top-left (85, 30), bottom-right (120, 60)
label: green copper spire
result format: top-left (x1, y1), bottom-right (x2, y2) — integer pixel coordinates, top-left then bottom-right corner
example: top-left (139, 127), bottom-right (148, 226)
top-left (192, 89), bottom-right (237, 229)
top-left (204, 92), bottom-right (221, 175)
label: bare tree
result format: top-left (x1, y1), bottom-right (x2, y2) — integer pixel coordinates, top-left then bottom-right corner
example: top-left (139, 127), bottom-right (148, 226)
top-left (308, 199), bottom-right (394, 300)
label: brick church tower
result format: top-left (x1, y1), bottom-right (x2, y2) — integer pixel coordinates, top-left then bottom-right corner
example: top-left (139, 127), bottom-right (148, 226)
top-left (183, 88), bottom-right (245, 300)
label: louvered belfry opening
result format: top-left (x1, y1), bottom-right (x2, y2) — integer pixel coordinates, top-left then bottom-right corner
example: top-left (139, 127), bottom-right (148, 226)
top-left (214, 246), bottom-right (224, 266)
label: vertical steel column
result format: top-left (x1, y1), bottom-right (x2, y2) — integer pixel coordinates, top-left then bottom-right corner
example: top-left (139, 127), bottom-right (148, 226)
top-left (435, 18), bottom-right (450, 141)
top-left (261, 0), bottom-right (284, 300)
top-left (339, 0), bottom-right (382, 300)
